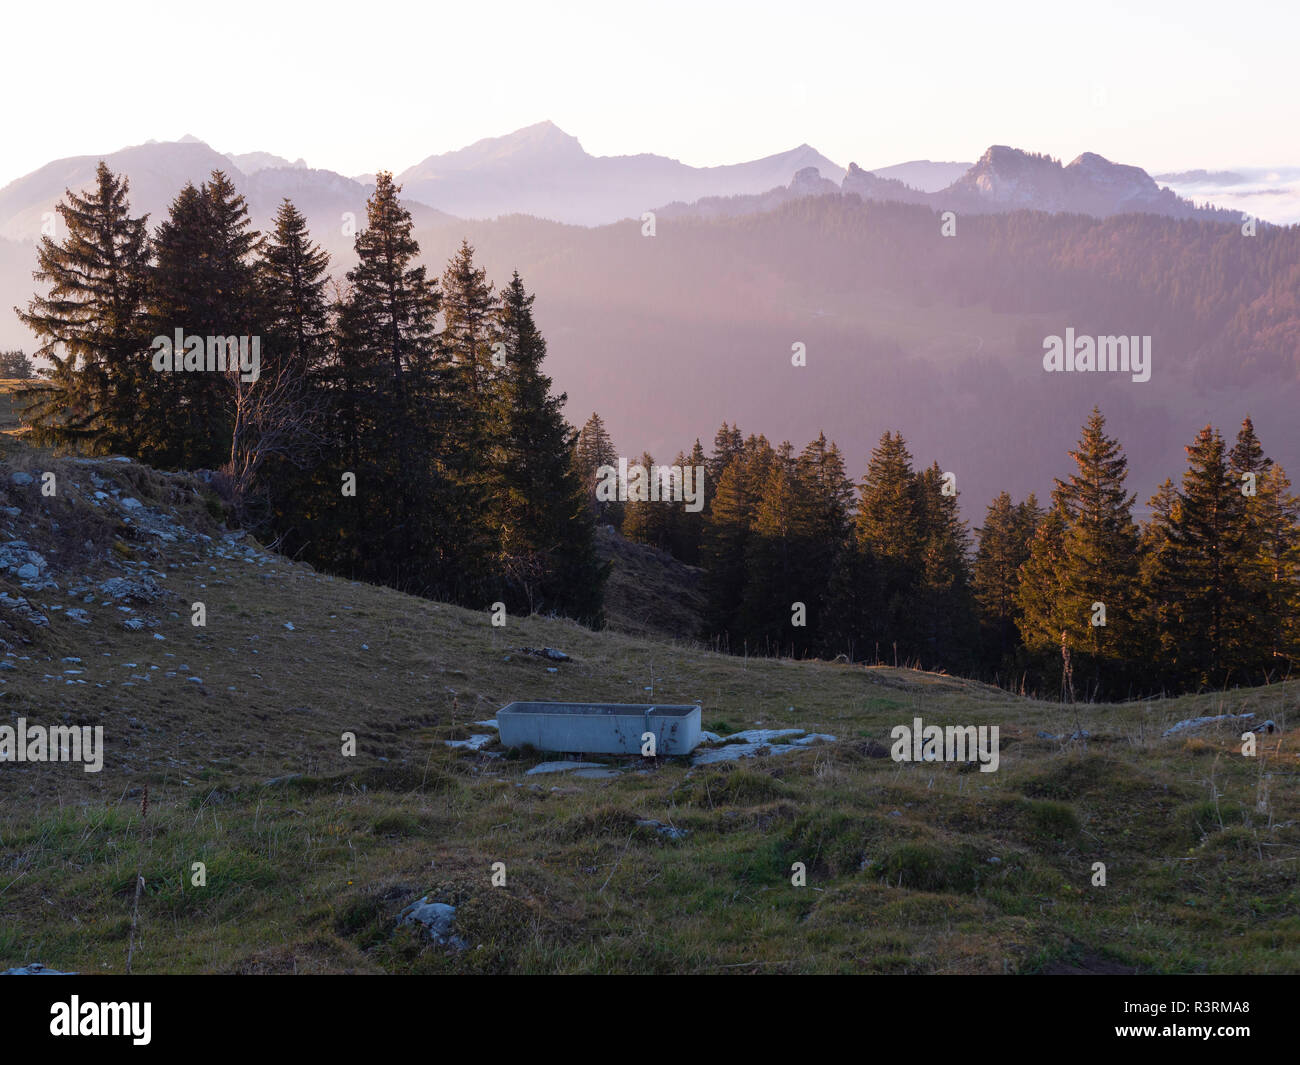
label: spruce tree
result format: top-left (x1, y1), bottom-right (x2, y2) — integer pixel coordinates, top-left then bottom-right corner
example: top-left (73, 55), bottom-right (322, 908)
top-left (850, 431), bottom-right (922, 663)
top-left (1046, 408), bottom-right (1141, 695)
top-left (336, 172), bottom-right (451, 595)
top-left (147, 171), bottom-right (263, 468)
top-left (913, 462), bottom-right (977, 670)
top-left (974, 491), bottom-right (1040, 674)
top-left (739, 443), bottom-right (804, 654)
top-left (1156, 426), bottom-right (1254, 687)
top-left (700, 434), bottom-right (773, 642)
top-left (667, 439), bottom-right (708, 564)
top-left (575, 412), bottom-right (621, 526)
top-left (441, 240), bottom-right (501, 402)
top-left (256, 199), bottom-right (333, 536)
top-left (1013, 506), bottom-right (1073, 695)
top-left (494, 271), bottom-right (605, 623)
top-left (798, 433), bottom-right (854, 548)
top-left (259, 199), bottom-right (331, 374)
top-left (438, 240), bottom-right (502, 588)
top-left (706, 421), bottom-right (745, 508)
top-left (15, 162), bottom-right (150, 454)
top-left (1138, 477), bottom-right (1185, 687)
top-left (793, 433), bottom-right (853, 655)
top-left (854, 431), bottom-right (920, 567)
top-left (733, 435), bottom-right (852, 657)
top-left (622, 451), bottom-right (671, 549)
top-left (1254, 463), bottom-right (1300, 670)
top-left (1227, 417), bottom-right (1279, 673)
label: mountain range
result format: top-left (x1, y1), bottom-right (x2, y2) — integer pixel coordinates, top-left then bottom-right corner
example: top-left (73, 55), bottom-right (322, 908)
top-left (0, 122), bottom-right (1252, 241)
top-left (2, 124), bottom-right (1295, 524)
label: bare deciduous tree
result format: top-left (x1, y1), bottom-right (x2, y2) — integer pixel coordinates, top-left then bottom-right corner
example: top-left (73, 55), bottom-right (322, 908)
top-left (221, 351), bottom-right (321, 524)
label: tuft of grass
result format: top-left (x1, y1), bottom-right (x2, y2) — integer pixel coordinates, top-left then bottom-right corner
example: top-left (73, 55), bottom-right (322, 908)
top-left (877, 842), bottom-right (986, 895)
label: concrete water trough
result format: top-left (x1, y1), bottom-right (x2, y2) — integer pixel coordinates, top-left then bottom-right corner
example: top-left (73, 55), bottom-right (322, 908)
top-left (496, 701), bottom-right (702, 756)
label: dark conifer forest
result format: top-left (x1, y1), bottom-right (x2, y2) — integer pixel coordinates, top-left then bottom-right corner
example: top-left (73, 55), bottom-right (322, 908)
top-left (15, 162), bottom-right (1300, 701)
top-left (16, 165), bottom-right (605, 625)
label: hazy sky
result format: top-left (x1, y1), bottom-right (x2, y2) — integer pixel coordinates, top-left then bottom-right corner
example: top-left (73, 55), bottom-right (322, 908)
top-left (3, 0), bottom-right (1295, 186)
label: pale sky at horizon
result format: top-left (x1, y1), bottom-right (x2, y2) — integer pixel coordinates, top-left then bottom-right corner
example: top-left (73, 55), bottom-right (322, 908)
top-left (2, 0), bottom-right (1296, 188)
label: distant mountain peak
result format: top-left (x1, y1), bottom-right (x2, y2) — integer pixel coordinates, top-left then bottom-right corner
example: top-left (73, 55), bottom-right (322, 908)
top-left (176, 133), bottom-right (207, 145)
top-left (790, 166), bottom-right (839, 195)
top-left (974, 144), bottom-right (1058, 169)
top-left (507, 120), bottom-right (585, 153)
top-left (944, 143), bottom-right (1205, 218)
top-left (400, 121), bottom-right (587, 183)
top-left (1066, 151), bottom-right (1154, 187)
top-left (224, 149), bottom-right (309, 174)
top-left (471, 120), bottom-right (586, 158)
top-left (866, 159), bottom-right (974, 193)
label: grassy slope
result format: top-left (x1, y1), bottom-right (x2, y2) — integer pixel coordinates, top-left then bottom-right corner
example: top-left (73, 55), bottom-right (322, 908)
top-left (0, 429), bottom-right (1297, 974)
top-left (0, 377), bottom-right (28, 434)
top-left (596, 524), bottom-right (706, 641)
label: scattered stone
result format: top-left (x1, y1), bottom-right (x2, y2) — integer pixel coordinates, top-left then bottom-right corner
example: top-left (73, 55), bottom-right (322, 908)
top-left (397, 897), bottom-right (467, 949)
top-left (719, 728), bottom-right (806, 745)
top-left (2, 963), bottom-right (76, 975)
top-left (691, 727), bottom-right (836, 766)
top-left (525, 760), bottom-right (612, 776)
top-left (1164, 711), bottom-right (1255, 737)
top-left (9, 472), bottom-right (33, 487)
top-left (519, 647), bottom-right (570, 662)
top-left (0, 592), bottom-right (48, 627)
top-left (1037, 728), bottom-right (1091, 741)
top-left (0, 543), bottom-right (46, 576)
top-left (98, 576), bottom-right (163, 603)
top-left (636, 819), bottom-right (688, 840)
top-left (445, 734), bottom-right (495, 751)
top-left (283, 621), bottom-right (295, 631)
top-left (693, 742), bottom-right (802, 765)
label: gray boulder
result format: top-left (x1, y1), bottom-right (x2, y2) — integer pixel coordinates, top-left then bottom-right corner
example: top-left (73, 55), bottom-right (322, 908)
top-left (3, 963), bottom-right (76, 975)
top-left (397, 897), bottom-right (468, 949)
top-left (99, 576), bottom-right (162, 603)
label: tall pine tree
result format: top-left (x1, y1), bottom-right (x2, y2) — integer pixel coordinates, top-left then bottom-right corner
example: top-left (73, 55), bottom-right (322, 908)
top-left (16, 162), bottom-right (151, 454)
top-left (494, 272), bottom-right (605, 623)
